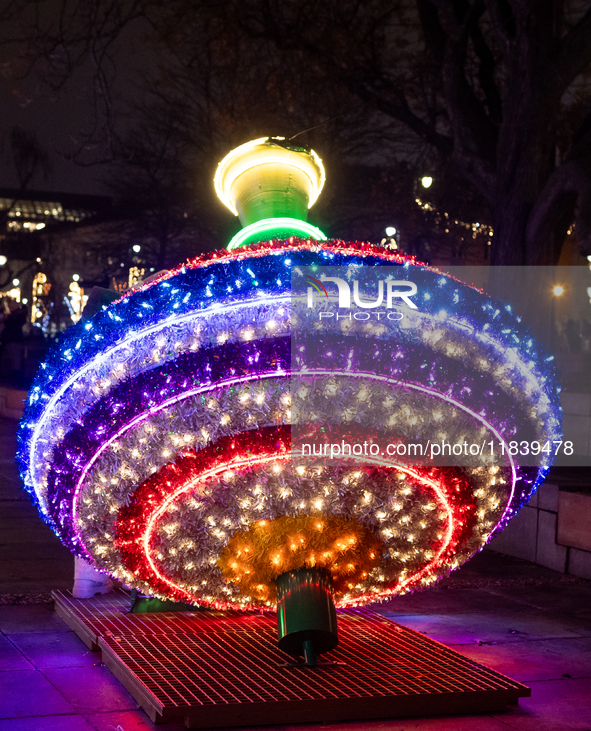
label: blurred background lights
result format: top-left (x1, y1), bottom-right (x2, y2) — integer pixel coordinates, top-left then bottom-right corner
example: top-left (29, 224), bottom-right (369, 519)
top-left (421, 176), bottom-right (433, 188)
top-left (385, 226), bottom-right (397, 236)
top-left (12, 278), bottom-right (19, 286)
top-left (72, 274), bottom-right (80, 282)
top-left (0, 256), bottom-right (6, 266)
top-left (133, 244), bottom-right (141, 253)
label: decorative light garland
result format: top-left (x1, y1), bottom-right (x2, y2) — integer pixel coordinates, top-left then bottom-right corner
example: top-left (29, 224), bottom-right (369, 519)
top-left (17, 238), bottom-right (562, 609)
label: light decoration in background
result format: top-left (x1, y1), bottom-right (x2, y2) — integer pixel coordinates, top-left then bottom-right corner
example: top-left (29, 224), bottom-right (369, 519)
top-left (31, 273), bottom-right (52, 331)
top-left (415, 197), bottom-right (494, 242)
top-left (4, 286), bottom-right (21, 303)
top-left (66, 280), bottom-right (87, 323)
top-left (31, 273), bottom-right (47, 325)
top-left (17, 137), bottom-right (562, 614)
top-left (128, 266), bottom-right (145, 289)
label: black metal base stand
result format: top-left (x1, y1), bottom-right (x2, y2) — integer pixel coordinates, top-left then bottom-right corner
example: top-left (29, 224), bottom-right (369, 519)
top-left (276, 567), bottom-right (338, 665)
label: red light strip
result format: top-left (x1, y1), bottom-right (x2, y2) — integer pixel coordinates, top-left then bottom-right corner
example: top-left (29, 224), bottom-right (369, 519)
top-left (116, 425), bottom-right (470, 610)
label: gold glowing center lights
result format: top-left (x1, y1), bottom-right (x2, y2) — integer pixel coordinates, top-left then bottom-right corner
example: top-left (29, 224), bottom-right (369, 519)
top-left (214, 137), bottom-right (326, 217)
top-left (219, 514), bottom-right (381, 602)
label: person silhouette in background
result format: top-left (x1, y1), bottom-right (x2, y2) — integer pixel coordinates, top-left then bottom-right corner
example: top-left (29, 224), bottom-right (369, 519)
top-left (565, 318), bottom-right (582, 353)
top-left (0, 299), bottom-right (28, 379)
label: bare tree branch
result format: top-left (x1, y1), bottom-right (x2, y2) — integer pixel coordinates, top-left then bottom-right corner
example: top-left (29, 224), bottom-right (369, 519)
top-left (526, 157), bottom-right (590, 261)
top-left (483, 0), bottom-right (516, 52)
top-left (526, 97), bottom-right (591, 263)
top-left (421, 1), bottom-right (497, 192)
top-left (549, 5), bottom-right (591, 100)
top-left (341, 74), bottom-right (454, 155)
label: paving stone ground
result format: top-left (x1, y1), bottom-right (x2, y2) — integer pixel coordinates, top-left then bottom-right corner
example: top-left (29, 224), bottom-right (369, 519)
top-left (1, 415), bottom-right (591, 731)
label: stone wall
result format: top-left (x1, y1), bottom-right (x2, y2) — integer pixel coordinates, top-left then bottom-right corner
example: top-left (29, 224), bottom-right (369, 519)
top-left (488, 482), bottom-right (591, 580)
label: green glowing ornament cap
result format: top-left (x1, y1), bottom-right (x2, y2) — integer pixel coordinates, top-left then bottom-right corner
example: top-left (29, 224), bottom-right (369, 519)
top-left (215, 137), bottom-right (327, 249)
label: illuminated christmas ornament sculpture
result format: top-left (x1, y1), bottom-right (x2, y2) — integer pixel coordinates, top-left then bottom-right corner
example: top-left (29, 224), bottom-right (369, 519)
top-left (18, 137), bottom-right (562, 664)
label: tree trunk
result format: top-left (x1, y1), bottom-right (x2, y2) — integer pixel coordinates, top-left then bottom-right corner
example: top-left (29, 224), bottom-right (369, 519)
top-left (490, 197), bottom-right (530, 266)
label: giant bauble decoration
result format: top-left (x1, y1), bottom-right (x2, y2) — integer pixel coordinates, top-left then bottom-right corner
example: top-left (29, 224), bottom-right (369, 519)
top-left (18, 138), bottom-right (561, 620)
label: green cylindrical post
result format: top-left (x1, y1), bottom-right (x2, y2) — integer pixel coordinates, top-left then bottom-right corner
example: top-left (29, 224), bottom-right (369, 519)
top-left (215, 137), bottom-right (326, 250)
top-left (232, 164), bottom-right (310, 226)
top-left (276, 567), bottom-right (338, 665)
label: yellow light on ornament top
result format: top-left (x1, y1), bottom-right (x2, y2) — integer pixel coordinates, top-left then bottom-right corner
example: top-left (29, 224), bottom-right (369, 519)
top-left (214, 137), bottom-right (325, 226)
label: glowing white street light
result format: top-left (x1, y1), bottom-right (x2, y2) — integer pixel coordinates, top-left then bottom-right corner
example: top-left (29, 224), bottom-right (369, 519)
top-left (12, 278), bottom-right (19, 287)
top-left (0, 256), bottom-right (6, 266)
top-left (385, 226), bottom-right (397, 237)
top-left (72, 274), bottom-right (80, 282)
top-left (421, 176), bottom-right (433, 189)
top-left (552, 285), bottom-right (564, 297)
top-left (133, 244), bottom-right (141, 253)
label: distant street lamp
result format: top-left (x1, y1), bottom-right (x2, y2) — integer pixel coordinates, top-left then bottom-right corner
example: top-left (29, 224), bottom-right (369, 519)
top-left (72, 274), bottom-right (80, 282)
top-left (550, 285), bottom-right (564, 351)
top-left (381, 225), bottom-right (398, 250)
top-left (133, 244), bottom-right (141, 253)
top-left (0, 256), bottom-right (6, 266)
top-left (12, 279), bottom-right (19, 286)
top-left (421, 176), bottom-right (433, 188)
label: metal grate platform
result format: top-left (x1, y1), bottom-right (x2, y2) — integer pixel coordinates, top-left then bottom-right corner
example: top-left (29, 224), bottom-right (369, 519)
top-left (53, 590), bottom-right (530, 727)
top-left (53, 589), bottom-right (266, 650)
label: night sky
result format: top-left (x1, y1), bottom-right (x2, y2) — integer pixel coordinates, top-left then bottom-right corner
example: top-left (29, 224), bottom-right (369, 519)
top-left (0, 8), bottom-right (147, 197)
top-left (0, 73), bottom-right (109, 194)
